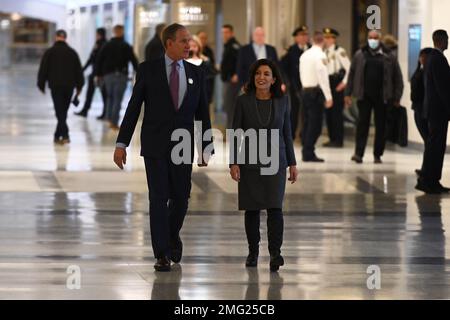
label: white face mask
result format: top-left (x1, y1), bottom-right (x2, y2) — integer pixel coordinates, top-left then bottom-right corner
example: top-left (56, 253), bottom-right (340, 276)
top-left (368, 39), bottom-right (380, 50)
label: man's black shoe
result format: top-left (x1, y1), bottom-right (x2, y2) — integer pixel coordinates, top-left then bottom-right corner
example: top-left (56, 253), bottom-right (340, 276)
top-left (303, 156), bottom-right (325, 163)
top-left (269, 255), bottom-right (284, 272)
top-left (415, 169), bottom-right (422, 177)
top-left (374, 156), bottom-right (383, 164)
top-left (245, 253), bottom-right (258, 267)
top-left (75, 111), bottom-right (87, 117)
top-left (351, 155), bottom-right (363, 164)
top-left (170, 238), bottom-right (183, 263)
top-left (438, 183), bottom-right (450, 193)
top-left (415, 182), bottom-right (442, 195)
top-left (154, 257), bottom-right (171, 272)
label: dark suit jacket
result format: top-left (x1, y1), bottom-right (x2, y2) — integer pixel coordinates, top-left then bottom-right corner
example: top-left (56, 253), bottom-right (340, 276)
top-left (236, 43), bottom-right (279, 87)
top-left (117, 57), bottom-right (213, 159)
top-left (230, 93), bottom-right (296, 170)
top-left (281, 43), bottom-right (310, 92)
top-left (145, 35), bottom-right (165, 62)
top-left (423, 49), bottom-right (450, 120)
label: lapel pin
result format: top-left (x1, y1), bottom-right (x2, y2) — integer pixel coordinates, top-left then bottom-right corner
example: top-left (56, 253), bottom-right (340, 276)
top-left (188, 78), bottom-right (194, 85)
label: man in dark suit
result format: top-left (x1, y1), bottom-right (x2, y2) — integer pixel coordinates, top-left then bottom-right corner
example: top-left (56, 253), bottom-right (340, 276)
top-left (281, 26), bottom-right (311, 139)
top-left (37, 29), bottom-right (84, 145)
top-left (113, 23), bottom-right (214, 272)
top-left (145, 23), bottom-right (166, 62)
top-left (236, 27), bottom-right (279, 87)
top-left (417, 30), bottom-right (450, 194)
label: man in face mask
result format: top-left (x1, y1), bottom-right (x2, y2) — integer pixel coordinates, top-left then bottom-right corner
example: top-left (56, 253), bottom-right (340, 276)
top-left (344, 30), bottom-right (404, 164)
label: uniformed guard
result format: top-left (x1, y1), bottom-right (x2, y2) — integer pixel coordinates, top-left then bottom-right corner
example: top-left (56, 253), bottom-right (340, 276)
top-left (299, 31), bottom-right (333, 162)
top-left (281, 26), bottom-right (311, 140)
top-left (323, 28), bottom-right (351, 148)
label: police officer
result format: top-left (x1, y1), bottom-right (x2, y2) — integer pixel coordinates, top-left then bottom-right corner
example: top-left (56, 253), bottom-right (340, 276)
top-left (299, 31), bottom-right (333, 162)
top-left (220, 24), bottom-right (241, 129)
top-left (323, 28), bottom-right (351, 148)
top-left (281, 26), bottom-right (311, 140)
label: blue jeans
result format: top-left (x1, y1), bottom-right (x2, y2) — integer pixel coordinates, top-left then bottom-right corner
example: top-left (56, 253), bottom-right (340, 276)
top-left (104, 73), bottom-right (128, 126)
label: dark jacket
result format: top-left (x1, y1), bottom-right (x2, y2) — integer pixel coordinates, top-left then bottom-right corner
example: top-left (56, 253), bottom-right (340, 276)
top-left (145, 35), bottom-right (165, 62)
top-left (236, 43), bottom-right (279, 87)
top-left (203, 45), bottom-right (216, 67)
top-left (95, 37), bottom-right (138, 77)
top-left (281, 43), bottom-right (310, 91)
top-left (220, 37), bottom-right (241, 81)
top-left (345, 45), bottom-right (404, 103)
top-left (410, 67), bottom-right (424, 112)
top-left (116, 58), bottom-right (213, 159)
top-left (230, 93), bottom-right (296, 170)
top-left (37, 41), bottom-right (84, 91)
top-left (423, 48), bottom-right (450, 120)
top-left (83, 38), bottom-right (107, 75)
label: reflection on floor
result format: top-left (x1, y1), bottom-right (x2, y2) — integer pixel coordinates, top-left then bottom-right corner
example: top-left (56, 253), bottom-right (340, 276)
top-left (1, 66), bottom-right (450, 299)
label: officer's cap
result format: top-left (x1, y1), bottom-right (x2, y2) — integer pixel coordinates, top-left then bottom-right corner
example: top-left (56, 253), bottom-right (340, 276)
top-left (323, 28), bottom-right (339, 38)
top-left (292, 26), bottom-right (309, 37)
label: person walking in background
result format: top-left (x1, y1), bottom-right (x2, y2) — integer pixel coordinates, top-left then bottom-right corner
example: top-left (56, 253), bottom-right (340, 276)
top-left (230, 59), bottom-right (297, 272)
top-left (197, 30), bottom-right (217, 105)
top-left (345, 30), bottom-right (403, 164)
top-left (145, 23), bottom-right (166, 62)
top-left (236, 27), bottom-right (279, 88)
top-left (220, 24), bottom-right (241, 129)
top-left (113, 23), bottom-right (214, 272)
top-left (299, 31), bottom-right (333, 163)
top-left (95, 25), bottom-right (138, 130)
top-left (75, 27), bottom-right (107, 119)
top-left (186, 35), bottom-right (216, 104)
top-left (281, 26), bottom-right (310, 141)
top-left (323, 28), bottom-right (351, 148)
top-left (416, 30), bottom-right (450, 194)
top-left (37, 29), bottom-right (84, 145)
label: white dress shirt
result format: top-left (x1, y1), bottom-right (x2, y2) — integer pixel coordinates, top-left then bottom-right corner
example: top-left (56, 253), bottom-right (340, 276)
top-left (325, 44), bottom-right (351, 84)
top-left (299, 45), bottom-right (332, 101)
top-left (252, 43), bottom-right (267, 60)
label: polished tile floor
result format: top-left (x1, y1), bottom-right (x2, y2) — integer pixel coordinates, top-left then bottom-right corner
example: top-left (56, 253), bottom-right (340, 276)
top-left (1, 65), bottom-right (450, 300)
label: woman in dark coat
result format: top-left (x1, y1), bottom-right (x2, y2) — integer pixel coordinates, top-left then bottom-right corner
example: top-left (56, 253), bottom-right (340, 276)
top-left (229, 59), bottom-right (298, 272)
top-left (411, 48), bottom-right (433, 176)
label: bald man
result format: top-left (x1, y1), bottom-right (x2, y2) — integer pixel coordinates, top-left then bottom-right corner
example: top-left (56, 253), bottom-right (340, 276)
top-left (236, 27), bottom-right (279, 87)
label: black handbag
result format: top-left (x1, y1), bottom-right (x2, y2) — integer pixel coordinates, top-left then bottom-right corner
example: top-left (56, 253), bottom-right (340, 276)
top-left (386, 105), bottom-right (408, 147)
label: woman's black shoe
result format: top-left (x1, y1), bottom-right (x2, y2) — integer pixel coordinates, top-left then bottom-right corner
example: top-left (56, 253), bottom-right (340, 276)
top-left (245, 253), bottom-right (258, 267)
top-left (270, 255), bottom-right (284, 272)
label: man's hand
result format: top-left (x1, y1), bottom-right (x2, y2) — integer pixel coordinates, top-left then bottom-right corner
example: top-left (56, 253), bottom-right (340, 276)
top-left (113, 147), bottom-right (127, 170)
top-left (230, 165), bottom-right (240, 182)
top-left (231, 74), bottom-right (238, 84)
top-left (288, 166), bottom-right (298, 184)
top-left (344, 96), bottom-right (352, 108)
top-left (325, 100), bottom-right (333, 109)
top-left (336, 82), bottom-right (346, 92)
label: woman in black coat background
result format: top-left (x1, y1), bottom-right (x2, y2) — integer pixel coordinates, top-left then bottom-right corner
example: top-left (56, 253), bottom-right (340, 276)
top-left (230, 59), bottom-right (298, 272)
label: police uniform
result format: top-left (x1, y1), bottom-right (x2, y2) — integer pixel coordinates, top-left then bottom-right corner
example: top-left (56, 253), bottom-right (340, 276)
top-left (281, 26), bottom-right (311, 140)
top-left (299, 44), bottom-right (332, 162)
top-left (323, 28), bottom-right (351, 147)
top-left (220, 37), bottom-right (241, 129)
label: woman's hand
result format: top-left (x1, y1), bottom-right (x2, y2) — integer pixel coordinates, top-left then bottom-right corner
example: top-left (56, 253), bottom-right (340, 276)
top-left (288, 166), bottom-right (298, 184)
top-left (230, 165), bottom-right (240, 182)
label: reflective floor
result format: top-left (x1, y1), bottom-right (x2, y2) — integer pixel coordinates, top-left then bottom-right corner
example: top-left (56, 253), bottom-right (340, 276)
top-left (1, 65), bottom-right (450, 300)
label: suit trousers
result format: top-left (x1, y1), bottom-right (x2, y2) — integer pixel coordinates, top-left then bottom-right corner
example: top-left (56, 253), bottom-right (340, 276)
top-left (245, 209), bottom-right (284, 257)
top-left (50, 86), bottom-right (74, 139)
top-left (81, 74), bottom-right (107, 116)
top-left (355, 98), bottom-right (387, 158)
top-left (302, 88), bottom-right (324, 159)
top-left (421, 115), bottom-right (448, 185)
top-left (104, 73), bottom-right (128, 126)
top-left (222, 81), bottom-right (240, 129)
top-left (144, 156), bottom-right (193, 259)
top-left (289, 86), bottom-right (302, 141)
top-left (325, 76), bottom-right (344, 145)
top-left (414, 111), bottom-right (428, 143)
